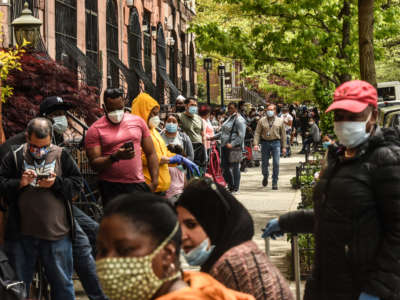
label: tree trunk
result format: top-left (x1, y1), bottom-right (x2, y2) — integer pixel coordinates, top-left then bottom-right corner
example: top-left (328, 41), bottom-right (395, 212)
top-left (339, 0), bottom-right (352, 84)
top-left (358, 0), bottom-right (377, 87)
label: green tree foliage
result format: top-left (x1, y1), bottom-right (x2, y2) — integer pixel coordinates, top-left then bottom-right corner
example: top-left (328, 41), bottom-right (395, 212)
top-left (192, 0), bottom-right (400, 86)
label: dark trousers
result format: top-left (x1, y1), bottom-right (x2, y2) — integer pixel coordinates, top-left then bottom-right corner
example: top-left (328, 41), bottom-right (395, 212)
top-left (98, 181), bottom-right (150, 207)
top-left (221, 146), bottom-right (241, 191)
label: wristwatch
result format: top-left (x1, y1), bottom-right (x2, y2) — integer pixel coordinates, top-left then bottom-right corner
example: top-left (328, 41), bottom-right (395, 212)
top-left (110, 153), bottom-right (119, 163)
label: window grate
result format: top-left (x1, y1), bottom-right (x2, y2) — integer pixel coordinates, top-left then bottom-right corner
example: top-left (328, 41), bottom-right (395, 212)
top-left (55, 0), bottom-right (77, 71)
top-left (106, 0), bottom-right (119, 88)
top-left (85, 0), bottom-right (99, 87)
top-left (143, 10), bottom-right (152, 83)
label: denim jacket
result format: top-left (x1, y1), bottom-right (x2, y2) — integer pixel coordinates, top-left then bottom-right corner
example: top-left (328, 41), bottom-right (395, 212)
top-left (214, 114), bottom-right (246, 148)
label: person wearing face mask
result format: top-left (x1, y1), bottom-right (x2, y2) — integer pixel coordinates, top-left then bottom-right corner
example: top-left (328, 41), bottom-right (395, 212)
top-left (178, 98), bottom-right (207, 171)
top-left (161, 114), bottom-right (194, 162)
top-left (209, 102), bottom-right (246, 194)
top-left (302, 117), bottom-right (321, 155)
top-left (174, 95), bottom-right (186, 113)
top-left (262, 80), bottom-right (400, 300)
top-left (0, 118), bottom-right (82, 300)
top-left (131, 93), bottom-right (199, 195)
top-left (96, 192), bottom-right (255, 300)
top-left (253, 104), bottom-right (286, 190)
top-left (0, 97), bottom-right (110, 300)
top-left (86, 89), bottom-right (159, 206)
top-left (177, 178), bottom-right (293, 300)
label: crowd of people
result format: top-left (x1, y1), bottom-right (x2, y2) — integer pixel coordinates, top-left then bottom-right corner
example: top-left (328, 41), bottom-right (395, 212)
top-left (0, 79), bottom-right (398, 300)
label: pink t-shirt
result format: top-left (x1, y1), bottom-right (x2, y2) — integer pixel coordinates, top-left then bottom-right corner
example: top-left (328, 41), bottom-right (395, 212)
top-left (85, 113), bottom-right (150, 183)
top-left (165, 167), bottom-right (185, 199)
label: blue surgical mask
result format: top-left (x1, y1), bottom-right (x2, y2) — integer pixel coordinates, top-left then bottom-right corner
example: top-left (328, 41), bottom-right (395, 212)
top-left (267, 110), bottom-right (274, 118)
top-left (183, 239), bottom-right (215, 266)
top-left (165, 123), bottom-right (178, 133)
top-left (189, 106), bottom-right (198, 115)
top-left (322, 141), bottom-right (331, 149)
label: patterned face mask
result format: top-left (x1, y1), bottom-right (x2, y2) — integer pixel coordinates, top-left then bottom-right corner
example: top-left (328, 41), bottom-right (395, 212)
top-left (96, 223), bottom-right (180, 300)
top-left (29, 144), bottom-right (50, 160)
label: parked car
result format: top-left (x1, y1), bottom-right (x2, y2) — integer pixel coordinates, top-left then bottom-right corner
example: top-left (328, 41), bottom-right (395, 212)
top-left (378, 105), bottom-right (400, 128)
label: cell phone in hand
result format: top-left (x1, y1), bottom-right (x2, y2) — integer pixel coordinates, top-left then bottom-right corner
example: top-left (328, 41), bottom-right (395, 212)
top-left (37, 173), bottom-right (51, 180)
top-left (123, 141), bottom-right (134, 150)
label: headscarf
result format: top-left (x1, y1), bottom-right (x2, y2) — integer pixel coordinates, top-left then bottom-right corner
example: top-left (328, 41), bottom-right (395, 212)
top-left (131, 92), bottom-right (160, 124)
top-left (177, 179), bottom-right (254, 272)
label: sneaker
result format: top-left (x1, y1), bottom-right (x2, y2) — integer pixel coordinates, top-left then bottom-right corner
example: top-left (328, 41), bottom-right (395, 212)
top-left (262, 177), bottom-right (268, 187)
top-left (232, 190), bottom-right (240, 195)
top-left (272, 184), bottom-right (278, 190)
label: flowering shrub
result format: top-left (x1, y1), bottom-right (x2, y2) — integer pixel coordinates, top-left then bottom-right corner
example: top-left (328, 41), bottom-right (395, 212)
top-left (3, 51), bottom-right (102, 137)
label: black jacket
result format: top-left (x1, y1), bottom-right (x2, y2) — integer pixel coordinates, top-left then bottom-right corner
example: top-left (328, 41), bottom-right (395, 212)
top-left (279, 128), bottom-right (400, 300)
top-left (0, 144), bottom-right (82, 241)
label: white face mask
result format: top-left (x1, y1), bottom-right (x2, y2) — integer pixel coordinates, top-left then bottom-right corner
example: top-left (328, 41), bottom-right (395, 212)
top-left (52, 115), bottom-right (68, 134)
top-left (107, 110), bottom-right (124, 124)
top-left (149, 116), bottom-right (161, 128)
top-left (266, 110), bottom-right (274, 118)
top-left (334, 113), bottom-right (372, 149)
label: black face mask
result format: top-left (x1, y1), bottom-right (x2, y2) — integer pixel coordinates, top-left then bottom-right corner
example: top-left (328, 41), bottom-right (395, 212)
top-left (176, 106), bottom-right (185, 113)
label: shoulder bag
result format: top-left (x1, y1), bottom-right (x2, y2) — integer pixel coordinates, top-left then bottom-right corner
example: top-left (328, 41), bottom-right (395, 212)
top-left (228, 116), bottom-right (242, 163)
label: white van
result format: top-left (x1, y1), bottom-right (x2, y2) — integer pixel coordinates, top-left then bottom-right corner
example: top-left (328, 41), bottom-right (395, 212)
top-left (377, 81), bottom-right (400, 102)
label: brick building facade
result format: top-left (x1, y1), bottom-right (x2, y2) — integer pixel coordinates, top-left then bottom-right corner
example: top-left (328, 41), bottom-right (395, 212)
top-left (0, 0), bottom-right (197, 105)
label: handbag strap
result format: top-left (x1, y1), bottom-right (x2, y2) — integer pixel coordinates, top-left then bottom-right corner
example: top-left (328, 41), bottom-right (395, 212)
top-left (228, 115), bottom-right (238, 143)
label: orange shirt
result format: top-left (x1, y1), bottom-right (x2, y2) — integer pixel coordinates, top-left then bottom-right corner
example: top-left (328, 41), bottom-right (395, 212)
top-left (156, 271), bottom-right (255, 300)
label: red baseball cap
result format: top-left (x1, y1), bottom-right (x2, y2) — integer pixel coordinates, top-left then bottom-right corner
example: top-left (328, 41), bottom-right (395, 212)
top-left (326, 80), bottom-right (377, 113)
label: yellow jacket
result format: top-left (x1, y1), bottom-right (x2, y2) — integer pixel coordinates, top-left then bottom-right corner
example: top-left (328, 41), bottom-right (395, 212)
top-left (131, 93), bottom-right (174, 193)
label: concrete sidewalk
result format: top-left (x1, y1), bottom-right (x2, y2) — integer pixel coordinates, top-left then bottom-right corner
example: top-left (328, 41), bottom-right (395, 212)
top-left (236, 151), bottom-right (305, 297)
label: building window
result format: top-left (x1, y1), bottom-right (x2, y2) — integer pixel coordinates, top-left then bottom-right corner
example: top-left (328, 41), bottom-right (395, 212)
top-left (106, 0), bottom-right (119, 88)
top-left (86, 0), bottom-right (98, 87)
top-left (143, 10), bottom-right (152, 81)
top-left (12, 0), bottom-right (38, 20)
top-left (180, 33), bottom-right (186, 96)
top-left (128, 7), bottom-right (141, 101)
top-left (169, 31), bottom-right (177, 86)
top-left (55, 0), bottom-right (77, 68)
top-left (189, 41), bottom-right (195, 96)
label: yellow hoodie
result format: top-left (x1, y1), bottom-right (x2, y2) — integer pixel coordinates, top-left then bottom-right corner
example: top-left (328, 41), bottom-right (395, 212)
top-left (131, 93), bottom-right (174, 193)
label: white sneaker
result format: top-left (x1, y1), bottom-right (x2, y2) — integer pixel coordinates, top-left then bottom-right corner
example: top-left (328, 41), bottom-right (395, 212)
top-left (232, 190), bottom-right (240, 195)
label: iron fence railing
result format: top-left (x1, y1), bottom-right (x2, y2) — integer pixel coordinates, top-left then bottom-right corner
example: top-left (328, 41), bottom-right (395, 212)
top-left (225, 85), bottom-right (265, 105)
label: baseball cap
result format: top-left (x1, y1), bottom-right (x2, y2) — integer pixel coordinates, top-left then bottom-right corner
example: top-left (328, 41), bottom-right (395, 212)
top-left (39, 96), bottom-right (74, 116)
top-left (326, 80), bottom-right (377, 113)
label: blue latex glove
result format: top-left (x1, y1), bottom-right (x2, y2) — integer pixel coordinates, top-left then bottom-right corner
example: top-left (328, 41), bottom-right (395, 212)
top-left (181, 157), bottom-right (201, 176)
top-left (261, 218), bottom-right (284, 239)
top-left (359, 292), bottom-right (380, 300)
top-left (169, 155), bottom-right (183, 164)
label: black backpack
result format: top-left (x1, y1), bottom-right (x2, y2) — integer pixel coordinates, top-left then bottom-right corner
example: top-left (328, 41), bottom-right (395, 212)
top-left (0, 248), bottom-right (26, 300)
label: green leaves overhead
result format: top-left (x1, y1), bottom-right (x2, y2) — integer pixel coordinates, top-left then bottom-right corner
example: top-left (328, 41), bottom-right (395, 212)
top-left (192, 0), bottom-right (400, 86)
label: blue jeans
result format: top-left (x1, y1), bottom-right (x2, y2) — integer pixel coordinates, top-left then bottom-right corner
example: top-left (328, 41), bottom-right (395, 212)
top-left (6, 235), bottom-right (75, 300)
top-left (221, 146), bottom-right (241, 191)
top-left (73, 206), bottom-right (108, 300)
top-left (261, 140), bottom-right (281, 185)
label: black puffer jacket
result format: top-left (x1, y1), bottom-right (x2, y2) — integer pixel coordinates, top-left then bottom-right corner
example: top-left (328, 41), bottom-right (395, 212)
top-left (279, 128), bottom-right (400, 300)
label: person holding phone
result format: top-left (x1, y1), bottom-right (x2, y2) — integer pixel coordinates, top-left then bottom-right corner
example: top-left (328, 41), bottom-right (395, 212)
top-left (85, 88), bottom-right (159, 206)
top-left (0, 118), bottom-right (82, 300)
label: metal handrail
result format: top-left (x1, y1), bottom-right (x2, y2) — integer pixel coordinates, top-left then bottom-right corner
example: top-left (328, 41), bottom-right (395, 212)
top-left (265, 236), bottom-right (302, 300)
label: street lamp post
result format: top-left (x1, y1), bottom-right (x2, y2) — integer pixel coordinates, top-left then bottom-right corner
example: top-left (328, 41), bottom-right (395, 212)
top-left (218, 64), bottom-right (225, 108)
top-left (203, 58), bottom-right (212, 105)
top-left (11, 2), bottom-right (42, 49)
